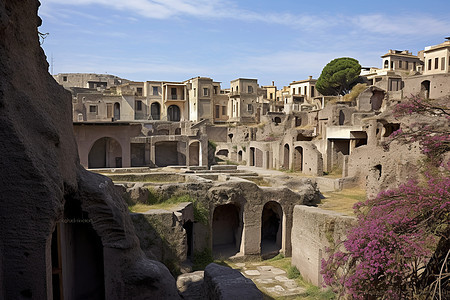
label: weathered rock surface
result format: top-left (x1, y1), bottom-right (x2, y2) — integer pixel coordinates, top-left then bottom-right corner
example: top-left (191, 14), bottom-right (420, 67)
top-left (291, 205), bottom-right (356, 286)
top-left (176, 271), bottom-right (205, 299)
top-left (0, 1), bottom-right (180, 298)
top-left (203, 263), bottom-right (263, 300)
top-left (131, 209), bottom-right (188, 271)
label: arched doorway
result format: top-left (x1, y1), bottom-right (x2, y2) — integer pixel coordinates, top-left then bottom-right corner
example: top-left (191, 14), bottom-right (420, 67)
top-left (189, 141), bottom-right (200, 166)
top-left (114, 102), bottom-right (120, 120)
top-left (249, 147), bottom-right (255, 166)
top-left (238, 150), bottom-right (243, 162)
top-left (283, 144), bottom-right (290, 170)
top-left (88, 137), bottom-right (122, 168)
top-left (261, 201), bottom-right (283, 256)
top-left (421, 80), bottom-right (430, 99)
top-left (167, 105), bottom-right (181, 121)
top-left (150, 102), bottom-right (161, 120)
top-left (293, 146), bottom-right (303, 172)
top-left (51, 198), bottom-right (105, 299)
top-left (212, 203), bottom-right (242, 258)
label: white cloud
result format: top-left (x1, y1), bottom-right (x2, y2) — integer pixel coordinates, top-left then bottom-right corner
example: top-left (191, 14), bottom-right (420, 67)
top-left (353, 14), bottom-right (450, 36)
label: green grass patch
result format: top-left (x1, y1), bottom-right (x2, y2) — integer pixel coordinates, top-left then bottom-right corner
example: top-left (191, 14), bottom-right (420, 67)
top-left (287, 265), bottom-right (301, 279)
top-left (267, 253), bottom-right (284, 261)
top-left (320, 188), bottom-right (366, 216)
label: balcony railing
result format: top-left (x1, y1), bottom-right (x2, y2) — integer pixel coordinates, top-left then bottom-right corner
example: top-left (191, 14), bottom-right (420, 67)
top-left (165, 95), bottom-right (185, 101)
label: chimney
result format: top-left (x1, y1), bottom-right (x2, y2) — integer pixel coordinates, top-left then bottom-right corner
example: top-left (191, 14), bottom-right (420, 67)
top-left (308, 76), bottom-right (312, 80)
top-left (272, 81), bottom-right (275, 86)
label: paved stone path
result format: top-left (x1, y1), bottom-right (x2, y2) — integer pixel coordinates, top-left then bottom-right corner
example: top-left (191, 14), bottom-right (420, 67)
top-left (236, 262), bottom-right (306, 298)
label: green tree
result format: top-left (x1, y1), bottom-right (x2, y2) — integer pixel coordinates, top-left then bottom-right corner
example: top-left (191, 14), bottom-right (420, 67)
top-left (316, 57), bottom-right (361, 96)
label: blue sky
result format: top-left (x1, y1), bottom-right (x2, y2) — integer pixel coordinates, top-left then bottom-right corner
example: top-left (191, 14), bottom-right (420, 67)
top-left (39, 0), bottom-right (450, 88)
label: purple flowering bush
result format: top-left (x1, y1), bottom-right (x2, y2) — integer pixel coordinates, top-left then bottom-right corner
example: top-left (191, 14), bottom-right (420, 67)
top-left (321, 97), bottom-right (450, 299)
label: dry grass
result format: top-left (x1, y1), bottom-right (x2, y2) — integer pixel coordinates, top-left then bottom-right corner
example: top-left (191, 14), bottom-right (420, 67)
top-left (319, 187), bottom-right (366, 216)
top-left (128, 202), bottom-right (181, 213)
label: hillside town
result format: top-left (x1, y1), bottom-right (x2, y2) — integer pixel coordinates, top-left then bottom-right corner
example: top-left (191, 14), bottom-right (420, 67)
top-left (1, 2), bottom-right (449, 297)
top-left (57, 38), bottom-right (450, 197)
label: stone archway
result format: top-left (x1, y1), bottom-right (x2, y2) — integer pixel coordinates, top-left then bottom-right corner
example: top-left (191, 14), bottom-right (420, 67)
top-left (293, 146), bottom-right (303, 172)
top-left (283, 144), bottom-right (290, 170)
top-left (261, 201), bottom-right (283, 256)
top-left (189, 141), bottom-right (200, 166)
top-left (88, 137), bottom-right (122, 168)
top-left (216, 149), bottom-right (229, 157)
top-left (167, 105), bottom-right (181, 121)
top-left (421, 80), bottom-right (430, 99)
top-left (249, 147), bottom-right (255, 166)
top-left (212, 203), bottom-right (242, 258)
top-left (150, 102), bottom-right (161, 120)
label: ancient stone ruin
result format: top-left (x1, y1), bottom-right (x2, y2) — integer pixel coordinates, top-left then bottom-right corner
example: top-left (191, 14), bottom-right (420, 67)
top-left (0, 1), bottom-right (180, 299)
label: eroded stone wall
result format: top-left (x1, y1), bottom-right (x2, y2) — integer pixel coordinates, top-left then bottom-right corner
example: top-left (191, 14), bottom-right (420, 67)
top-left (291, 206), bottom-right (356, 286)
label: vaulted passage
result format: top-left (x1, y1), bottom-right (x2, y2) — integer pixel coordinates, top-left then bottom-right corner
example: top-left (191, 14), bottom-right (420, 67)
top-left (212, 203), bottom-right (242, 258)
top-left (51, 200), bottom-right (105, 300)
top-left (88, 137), bottom-right (122, 168)
top-left (261, 201), bottom-right (282, 257)
top-left (293, 146), bottom-right (303, 172)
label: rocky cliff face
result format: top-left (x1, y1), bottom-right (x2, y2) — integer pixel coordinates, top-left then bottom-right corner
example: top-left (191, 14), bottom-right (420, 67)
top-left (0, 1), bottom-right (180, 299)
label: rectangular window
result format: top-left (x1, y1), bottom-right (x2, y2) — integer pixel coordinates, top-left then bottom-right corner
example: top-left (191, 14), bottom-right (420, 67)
top-left (435, 57), bottom-right (439, 69)
top-left (399, 60), bottom-right (402, 68)
top-left (136, 100), bottom-right (142, 111)
top-left (89, 105), bottom-right (98, 114)
top-left (247, 104), bottom-right (253, 112)
top-left (311, 86), bottom-right (315, 97)
top-left (248, 86), bottom-right (253, 93)
top-left (270, 93), bottom-right (273, 99)
top-left (292, 88), bottom-right (296, 94)
top-left (222, 106), bottom-right (226, 115)
top-left (152, 86), bottom-right (158, 95)
top-left (215, 105), bottom-right (220, 118)
top-left (63, 76), bottom-right (67, 82)
top-left (442, 57), bottom-right (445, 70)
top-left (136, 87), bottom-right (143, 96)
top-left (171, 87), bottom-right (177, 100)
top-left (304, 86), bottom-right (307, 95)
top-left (213, 86), bottom-right (218, 94)
top-left (107, 103), bottom-right (112, 118)
top-left (428, 59), bottom-right (432, 70)
top-left (203, 88), bottom-right (209, 96)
